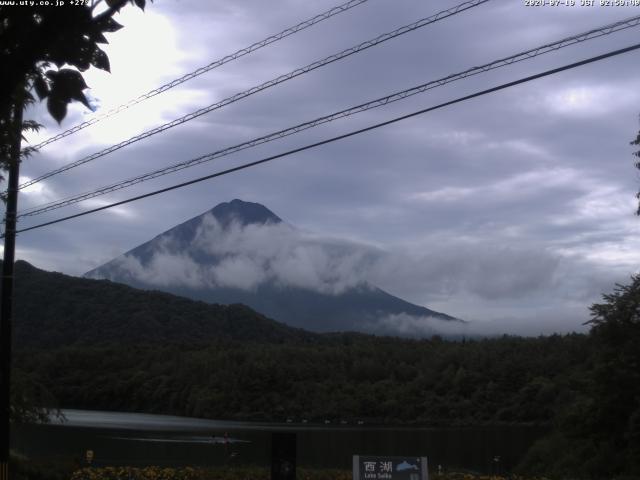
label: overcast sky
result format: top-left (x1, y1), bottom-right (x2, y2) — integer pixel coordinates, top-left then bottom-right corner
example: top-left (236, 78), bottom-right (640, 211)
top-left (9, 0), bottom-right (640, 335)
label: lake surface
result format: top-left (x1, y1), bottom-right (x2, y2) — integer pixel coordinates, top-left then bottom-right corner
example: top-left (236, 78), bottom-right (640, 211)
top-left (12, 410), bottom-right (546, 473)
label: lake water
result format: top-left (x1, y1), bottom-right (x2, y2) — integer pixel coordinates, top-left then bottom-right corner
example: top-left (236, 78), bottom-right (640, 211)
top-left (12, 409), bottom-right (546, 474)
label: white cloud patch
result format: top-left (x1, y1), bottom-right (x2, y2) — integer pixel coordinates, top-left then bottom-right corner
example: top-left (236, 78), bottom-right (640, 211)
top-left (17, 176), bottom-right (58, 210)
top-left (195, 215), bottom-right (376, 294)
top-left (367, 313), bottom-right (468, 337)
top-left (524, 82), bottom-right (640, 118)
top-left (411, 167), bottom-right (580, 205)
top-left (211, 256), bottom-right (267, 290)
top-left (81, 198), bottom-right (138, 219)
top-left (108, 251), bottom-right (208, 289)
top-left (546, 86), bottom-right (612, 117)
top-left (367, 310), bottom-right (589, 338)
top-left (368, 241), bottom-right (561, 302)
top-left (100, 215), bottom-right (377, 295)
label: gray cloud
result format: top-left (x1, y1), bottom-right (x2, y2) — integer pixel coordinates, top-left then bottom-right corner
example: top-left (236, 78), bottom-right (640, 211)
top-left (9, 0), bottom-right (640, 336)
top-left (96, 216), bottom-right (377, 295)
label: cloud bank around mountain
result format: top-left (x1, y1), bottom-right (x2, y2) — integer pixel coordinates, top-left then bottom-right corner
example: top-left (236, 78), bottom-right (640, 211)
top-left (89, 213), bottom-right (623, 334)
top-left (95, 214), bottom-right (377, 295)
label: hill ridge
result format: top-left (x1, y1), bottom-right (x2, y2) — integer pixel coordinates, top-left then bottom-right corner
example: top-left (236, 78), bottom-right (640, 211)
top-left (8, 260), bottom-right (316, 349)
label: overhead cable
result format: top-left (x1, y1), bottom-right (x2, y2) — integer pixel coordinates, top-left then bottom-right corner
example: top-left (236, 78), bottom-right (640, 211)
top-left (18, 13), bottom-right (640, 218)
top-left (31, 0), bottom-right (372, 150)
top-left (12, 41), bottom-right (640, 236)
top-left (19, 0), bottom-right (489, 190)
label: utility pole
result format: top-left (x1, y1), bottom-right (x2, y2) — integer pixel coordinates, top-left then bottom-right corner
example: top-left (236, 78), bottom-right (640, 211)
top-left (0, 95), bottom-right (23, 480)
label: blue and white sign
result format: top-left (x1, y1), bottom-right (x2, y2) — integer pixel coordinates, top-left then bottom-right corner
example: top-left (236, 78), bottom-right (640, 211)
top-left (353, 456), bottom-right (428, 480)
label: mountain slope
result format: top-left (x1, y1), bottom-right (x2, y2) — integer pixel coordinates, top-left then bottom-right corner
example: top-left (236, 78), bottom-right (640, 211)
top-left (85, 199), bottom-right (460, 336)
top-left (8, 260), bottom-right (314, 349)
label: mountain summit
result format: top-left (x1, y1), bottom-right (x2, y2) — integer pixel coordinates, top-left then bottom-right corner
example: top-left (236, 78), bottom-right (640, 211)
top-left (85, 200), bottom-right (460, 336)
top-left (101, 199), bottom-right (282, 269)
top-left (209, 199), bottom-right (282, 227)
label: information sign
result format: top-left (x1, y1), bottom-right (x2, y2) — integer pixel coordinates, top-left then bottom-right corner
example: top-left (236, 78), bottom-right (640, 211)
top-left (353, 456), bottom-right (428, 480)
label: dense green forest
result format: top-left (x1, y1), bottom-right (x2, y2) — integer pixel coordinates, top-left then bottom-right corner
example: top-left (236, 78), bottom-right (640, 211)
top-left (15, 334), bottom-right (590, 425)
top-left (6, 261), bottom-right (640, 477)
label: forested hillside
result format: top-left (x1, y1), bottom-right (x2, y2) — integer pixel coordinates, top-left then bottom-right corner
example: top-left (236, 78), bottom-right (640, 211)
top-left (9, 260), bottom-right (314, 348)
top-left (16, 334), bottom-right (591, 426)
top-left (7, 260), bottom-right (595, 429)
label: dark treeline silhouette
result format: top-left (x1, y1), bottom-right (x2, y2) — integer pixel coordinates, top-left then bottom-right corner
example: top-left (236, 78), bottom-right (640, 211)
top-left (16, 333), bottom-right (590, 426)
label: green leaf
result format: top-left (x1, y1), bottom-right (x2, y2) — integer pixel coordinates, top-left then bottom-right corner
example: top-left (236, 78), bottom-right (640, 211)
top-left (47, 96), bottom-right (67, 124)
top-left (93, 31), bottom-right (109, 44)
top-left (105, 0), bottom-right (125, 8)
top-left (33, 75), bottom-right (49, 100)
top-left (70, 38), bottom-right (94, 71)
top-left (56, 68), bottom-right (88, 91)
top-left (100, 17), bottom-right (123, 33)
top-left (46, 69), bottom-right (91, 119)
top-left (20, 146), bottom-right (39, 159)
top-left (91, 48), bottom-right (110, 73)
top-left (72, 91), bottom-right (92, 111)
top-left (22, 120), bottom-right (42, 133)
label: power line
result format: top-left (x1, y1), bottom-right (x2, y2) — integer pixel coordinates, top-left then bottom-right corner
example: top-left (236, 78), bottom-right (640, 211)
top-left (12, 42), bottom-right (640, 237)
top-left (18, 13), bottom-right (640, 218)
top-left (30, 0), bottom-right (372, 150)
top-left (19, 0), bottom-right (489, 190)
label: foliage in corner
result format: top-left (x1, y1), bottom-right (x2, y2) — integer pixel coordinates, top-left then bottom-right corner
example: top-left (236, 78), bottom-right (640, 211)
top-left (518, 277), bottom-right (640, 479)
top-left (0, 0), bottom-right (151, 173)
top-left (585, 276), bottom-right (640, 477)
top-left (631, 119), bottom-right (640, 214)
top-left (0, 0), bottom-right (151, 419)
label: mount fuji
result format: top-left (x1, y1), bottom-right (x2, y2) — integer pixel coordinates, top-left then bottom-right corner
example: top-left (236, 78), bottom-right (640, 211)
top-left (85, 199), bottom-right (461, 336)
